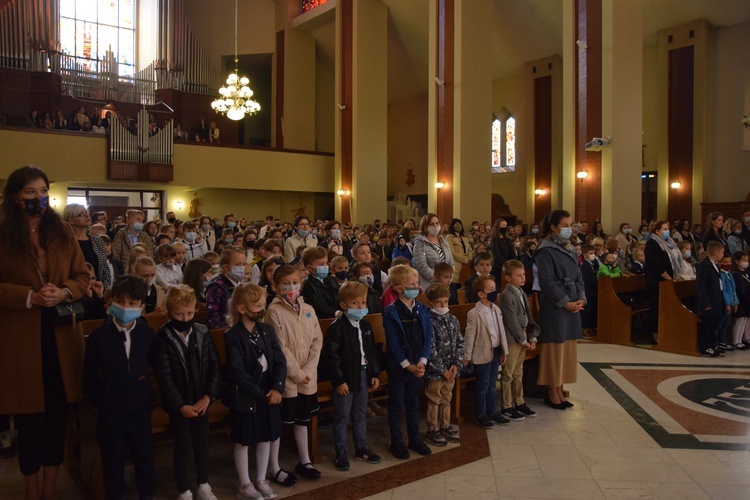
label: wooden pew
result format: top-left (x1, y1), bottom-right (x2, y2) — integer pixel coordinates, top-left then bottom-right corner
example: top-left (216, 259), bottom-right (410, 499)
top-left (595, 275), bottom-right (646, 347)
top-left (653, 279), bottom-right (699, 356)
top-left (456, 288), bottom-right (467, 305)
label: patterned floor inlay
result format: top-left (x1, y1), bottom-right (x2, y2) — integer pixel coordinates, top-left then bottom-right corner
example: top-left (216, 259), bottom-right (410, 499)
top-left (582, 362), bottom-right (750, 450)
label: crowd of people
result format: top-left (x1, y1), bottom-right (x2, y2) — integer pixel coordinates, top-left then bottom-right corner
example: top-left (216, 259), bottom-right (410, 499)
top-left (1, 163), bottom-right (750, 499)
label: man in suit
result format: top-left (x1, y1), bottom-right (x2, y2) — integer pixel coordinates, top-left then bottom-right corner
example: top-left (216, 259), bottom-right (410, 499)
top-left (696, 241), bottom-right (727, 357)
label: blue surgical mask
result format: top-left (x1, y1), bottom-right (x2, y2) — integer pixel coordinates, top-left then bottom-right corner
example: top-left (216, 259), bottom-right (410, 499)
top-left (184, 231), bottom-right (197, 242)
top-left (662, 230), bottom-right (670, 239)
top-left (230, 265), bottom-right (245, 282)
top-left (227, 222), bottom-right (236, 228)
top-left (315, 266), bottom-right (329, 279)
top-left (312, 229), bottom-right (318, 236)
top-left (403, 287), bottom-right (420, 299)
top-left (202, 224), bottom-right (212, 232)
top-left (344, 307), bottom-right (369, 322)
top-left (133, 222), bottom-right (144, 232)
top-left (531, 228), bottom-right (539, 234)
top-left (330, 229), bottom-right (341, 239)
top-left (109, 303), bottom-right (142, 324)
top-left (560, 227), bottom-right (572, 239)
top-left (298, 229), bottom-right (309, 238)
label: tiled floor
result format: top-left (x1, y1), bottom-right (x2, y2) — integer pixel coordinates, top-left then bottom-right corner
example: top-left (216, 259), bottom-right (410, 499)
top-left (4, 342), bottom-right (750, 499)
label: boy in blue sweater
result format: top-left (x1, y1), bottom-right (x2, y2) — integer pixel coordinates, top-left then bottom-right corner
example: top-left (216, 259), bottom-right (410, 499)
top-left (82, 276), bottom-right (157, 500)
top-left (383, 265), bottom-right (433, 459)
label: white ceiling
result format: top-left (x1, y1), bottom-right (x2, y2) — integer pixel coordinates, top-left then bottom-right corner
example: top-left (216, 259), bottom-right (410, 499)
top-left (299, 0), bottom-right (750, 104)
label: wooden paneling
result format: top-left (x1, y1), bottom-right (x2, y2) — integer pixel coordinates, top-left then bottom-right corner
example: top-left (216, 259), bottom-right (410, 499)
top-left (340, 0), bottom-right (353, 224)
top-left (534, 75), bottom-right (552, 222)
top-left (574, 0), bottom-right (602, 225)
top-left (667, 45), bottom-right (694, 222)
top-left (436, 0), bottom-right (454, 224)
top-left (275, 30), bottom-right (285, 149)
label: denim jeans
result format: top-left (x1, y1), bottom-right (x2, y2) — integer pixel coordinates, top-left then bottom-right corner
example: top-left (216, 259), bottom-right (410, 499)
top-left (332, 369), bottom-right (369, 455)
top-left (717, 310), bottom-right (732, 344)
top-left (473, 347), bottom-right (500, 418)
top-left (387, 366), bottom-right (424, 444)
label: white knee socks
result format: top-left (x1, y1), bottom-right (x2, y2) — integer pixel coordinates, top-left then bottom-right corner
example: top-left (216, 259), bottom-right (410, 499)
top-left (293, 424), bottom-right (311, 465)
top-left (255, 442), bottom-right (271, 483)
top-left (234, 444), bottom-right (251, 486)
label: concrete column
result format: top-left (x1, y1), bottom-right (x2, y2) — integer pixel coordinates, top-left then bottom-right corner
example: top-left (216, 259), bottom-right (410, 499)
top-left (282, 28), bottom-right (317, 151)
top-left (451, 0), bottom-right (492, 223)
top-left (561, 0), bottom-right (577, 213)
top-left (350, 0), bottom-right (388, 223)
top-left (600, 0), bottom-right (643, 232)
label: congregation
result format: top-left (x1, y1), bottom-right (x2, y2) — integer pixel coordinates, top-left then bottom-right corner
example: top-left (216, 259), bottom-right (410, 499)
top-left (1, 165), bottom-right (750, 500)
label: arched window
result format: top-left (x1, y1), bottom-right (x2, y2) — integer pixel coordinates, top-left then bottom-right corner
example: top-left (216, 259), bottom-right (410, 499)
top-left (60, 0), bottom-right (136, 76)
top-left (491, 109), bottom-right (516, 173)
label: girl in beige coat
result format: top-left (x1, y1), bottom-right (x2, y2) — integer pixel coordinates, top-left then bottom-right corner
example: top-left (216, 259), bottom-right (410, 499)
top-left (264, 264), bottom-right (324, 481)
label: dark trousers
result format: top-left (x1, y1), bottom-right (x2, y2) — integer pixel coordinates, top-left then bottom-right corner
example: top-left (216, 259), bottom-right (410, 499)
top-left (473, 347), bottom-right (501, 418)
top-left (170, 411), bottom-right (210, 494)
top-left (332, 369), bottom-right (369, 455)
top-left (16, 312), bottom-right (69, 475)
top-left (449, 283), bottom-right (460, 305)
top-left (387, 366), bottom-right (424, 445)
top-left (717, 311), bottom-right (732, 344)
top-left (0, 415), bottom-right (10, 433)
top-left (97, 410), bottom-right (156, 500)
top-left (698, 315), bottom-right (721, 353)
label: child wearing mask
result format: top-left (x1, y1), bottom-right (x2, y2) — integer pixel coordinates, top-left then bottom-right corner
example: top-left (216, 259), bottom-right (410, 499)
top-left (183, 221), bottom-right (207, 261)
top-left (299, 246), bottom-right (340, 319)
top-left (424, 284), bottom-right (463, 446)
top-left (597, 252), bottom-right (623, 279)
top-left (326, 255), bottom-right (350, 291)
top-left (153, 285), bottom-right (219, 500)
top-left (322, 281), bottom-right (382, 471)
top-left (155, 243), bottom-right (183, 289)
top-left (264, 265), bottom-right (323, 481)
top-left (350, 262), bottom-right (382, 314)
top-left (696, 242), bottom-right (728, 357)
top-left (82, 276), bottom-right (157, 500)
top-left (133, 257), bottom-right (167, 315)
top-left (717, 255), bottom-right (739, 353)
top-left (677, 241), bottom-right (696, 279)
top-left (465, 252), bottom-right (493, 304)
top-left (224, 283), bottom-right (291, 498)
top-left (630, 249), bottom-right (646, 275)
top-left (731, 252), bottom-right (750, 350)
top-left (205, 246), bottom-right (245, 329)
top-left (580, 244), bottom-right (599, 333)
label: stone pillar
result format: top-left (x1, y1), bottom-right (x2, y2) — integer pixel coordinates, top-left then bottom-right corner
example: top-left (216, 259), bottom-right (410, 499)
top-left (600, 0), bottom-right (643, 232)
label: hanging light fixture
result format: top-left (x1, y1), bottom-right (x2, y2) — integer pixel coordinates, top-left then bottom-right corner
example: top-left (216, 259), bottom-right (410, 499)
top-left (211, 0), bottom-right (260, 120)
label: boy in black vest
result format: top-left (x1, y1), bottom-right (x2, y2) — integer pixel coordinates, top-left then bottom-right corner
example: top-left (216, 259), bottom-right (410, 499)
top-left (82, 276), bottom-right (157, 500)
top-left (696, 241), bottom-right (727, 357)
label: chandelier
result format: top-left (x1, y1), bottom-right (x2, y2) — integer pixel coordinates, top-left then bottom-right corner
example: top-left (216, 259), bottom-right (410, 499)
top-left (211, 0), bottom-right (260, 121)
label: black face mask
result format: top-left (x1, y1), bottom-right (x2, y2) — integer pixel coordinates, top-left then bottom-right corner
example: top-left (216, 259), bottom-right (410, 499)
top-left (498, 227), bottom-right (507, 234)
top-left (486, 290), bottom-right (499, 303)
top-left (335, 270), bottom-right (349, 281)
top-left (171, 318), bottom-right (195, 332)
top-left (167, 217), bottom-right (176, 224)
top-left (19, 196), bottom-right (49, 217)
top-left (245, 241), bottom-right (256, 248)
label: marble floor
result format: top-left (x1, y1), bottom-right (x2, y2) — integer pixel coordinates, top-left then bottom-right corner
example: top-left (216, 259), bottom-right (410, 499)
top-left (4, 342), bottom-right (750, 499)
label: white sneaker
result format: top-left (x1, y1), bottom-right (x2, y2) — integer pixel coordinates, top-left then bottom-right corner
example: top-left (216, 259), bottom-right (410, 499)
top-left (177, 491), bottom-right (193, 500)
top-left (255, 479), bottom-right (277, 499)
top-left (236, 482), bottom-right (263, 499)
top-left (196, 483), bottom-right (218, 500)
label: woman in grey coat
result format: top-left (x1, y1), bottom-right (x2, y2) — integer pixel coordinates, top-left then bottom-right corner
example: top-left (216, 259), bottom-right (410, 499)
top-left (534, 210), bottom-right (586, 410)
top-left (412, 213), bottom-right (455, 290)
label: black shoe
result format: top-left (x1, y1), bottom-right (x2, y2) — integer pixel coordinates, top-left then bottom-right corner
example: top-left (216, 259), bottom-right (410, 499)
top-left (735, 343), bottom-right (750, 351)
top-left (475, 415), bottom-right (494, 429)
top-left (561, 400), bottom-right (574, 408)
top-left (355, 446), bottom-right (382, 464)
top-left (702, 348), bottom-right (721, 358)
top-left (295, 462), bottom-right (321, 480)
top-left (270, 469), bottom-right (297, 487)
top-left (408, 439), bottom-right (432, 456)
top-left (425, 429), bottom-right (448, 447)
top-left (334, 452), bottom-right (350, 471)
top-left (490, 412), bottom-right (511, 426)
top-left (515, 404), bottom-right (537, 417)
top-left (390, 441), bottom-right (410, 460)
top-left (500, 408), bottom-right (525, 421)
top-left (544, 393), bottom-right (568, 410)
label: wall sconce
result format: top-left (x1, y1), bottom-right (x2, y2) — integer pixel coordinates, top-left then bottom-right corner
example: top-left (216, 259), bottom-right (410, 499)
top-left (175, 200), bottom-right (183, 211)
top-left (435, 181), bottom-right (446, 190)
top-left (534, 188), bottom-right (546, 197)
top-left (576, 170), bottom-right (589, 182)
top-left (50, 197), bottom-right (59, 208)
top-left (670, 181), bottom-right (681, 191)
top-left (337, 189), bottom-right (350, 197)
top-left (742, 116), bottom-right (750, 128)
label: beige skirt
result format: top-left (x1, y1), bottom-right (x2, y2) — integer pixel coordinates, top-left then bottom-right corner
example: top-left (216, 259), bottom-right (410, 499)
top-left (538, 340), bottom-right (578, 387)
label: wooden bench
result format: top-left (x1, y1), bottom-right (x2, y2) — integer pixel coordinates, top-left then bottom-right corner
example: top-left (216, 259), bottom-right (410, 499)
top-left (595, 275), bottom-right (646, 347)
top-left (653, 279), bottom-right (699, 356)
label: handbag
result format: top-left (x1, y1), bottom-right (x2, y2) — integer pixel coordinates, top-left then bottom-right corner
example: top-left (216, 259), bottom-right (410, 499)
top-left (53, 301), bottom-right (86, 326)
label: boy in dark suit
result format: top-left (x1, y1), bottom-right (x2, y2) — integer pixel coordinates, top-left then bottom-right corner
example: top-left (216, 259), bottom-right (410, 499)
top-left (465, 252), bottom-right (492, 303)
top-left (696, 242), bottom-right (726, 357)
top-left (82, 276), bottom-right (157, 500)
top-left (300, 246), bottom-right (340, 319)
top-left (580, 244), bottom-right (599, 333)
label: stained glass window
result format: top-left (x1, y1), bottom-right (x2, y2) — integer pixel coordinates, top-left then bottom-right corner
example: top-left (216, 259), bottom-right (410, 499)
top-left (60, 0), bottom-right (136, 77)
top-left (301, 0), bottom-right (330, 14)
top-left (491, 114), bottom-right (516, 173)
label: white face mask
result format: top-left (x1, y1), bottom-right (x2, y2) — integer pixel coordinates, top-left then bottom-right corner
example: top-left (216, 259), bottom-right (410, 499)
top-left (427, 226), bottom-right (440, 236)
top-left (432, 306), bottom-right (449, 316)
top-left (586, 254), bottom-right (597, 262)
top-left (741, 261), bottom-right (749, 270)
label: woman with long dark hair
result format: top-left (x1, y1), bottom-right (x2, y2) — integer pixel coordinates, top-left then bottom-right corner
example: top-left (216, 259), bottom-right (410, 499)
top-left (702, 211), bottom-right (728, 255)
top-left (445, 218), bottom-right (473, 302)
top-left (535, 210), bottom-right (585, 409)
top-left (489, 218), bottom-right (516, 282)
top-left (0, 166), bottom-right (89, 499)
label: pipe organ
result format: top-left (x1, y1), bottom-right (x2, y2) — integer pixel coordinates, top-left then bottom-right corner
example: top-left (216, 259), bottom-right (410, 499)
top-left (0, 0), bottom-right (219, 104)
top-left (109, 106), bottom-right (174, 182)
